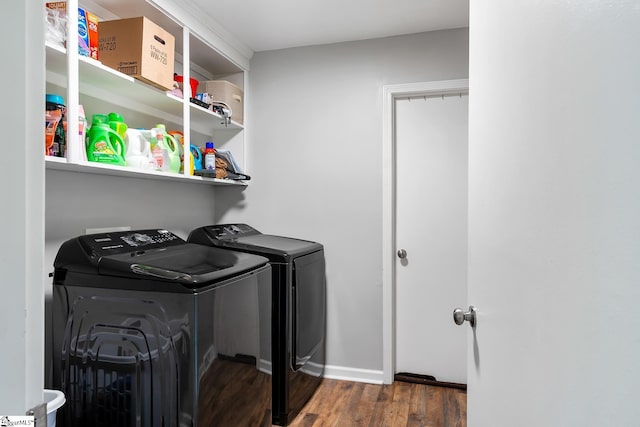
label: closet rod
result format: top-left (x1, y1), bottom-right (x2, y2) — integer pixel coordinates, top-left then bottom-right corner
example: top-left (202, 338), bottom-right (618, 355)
top-left (399, 91), bottom-right (468, 102)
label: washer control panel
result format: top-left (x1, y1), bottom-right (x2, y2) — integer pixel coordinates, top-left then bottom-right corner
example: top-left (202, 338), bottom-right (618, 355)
top-left (80, 229), bottom-right (184, 256)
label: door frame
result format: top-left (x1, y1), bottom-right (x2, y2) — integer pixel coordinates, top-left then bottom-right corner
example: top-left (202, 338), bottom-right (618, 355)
top-left (381, 79), bottom-right (469, 384)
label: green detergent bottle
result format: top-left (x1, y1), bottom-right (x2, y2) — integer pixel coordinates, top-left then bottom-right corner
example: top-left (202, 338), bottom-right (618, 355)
top-left (87, 114), bottom-right (126, 165)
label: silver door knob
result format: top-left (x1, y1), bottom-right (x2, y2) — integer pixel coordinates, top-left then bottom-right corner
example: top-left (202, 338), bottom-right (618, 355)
top-left (453, 305), bottom-right (477, 327)
top-left (397, 249), bottom-right (407, 259)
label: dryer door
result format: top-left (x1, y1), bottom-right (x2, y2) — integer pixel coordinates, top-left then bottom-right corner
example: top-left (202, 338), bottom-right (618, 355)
top-left (291, 250), bottom-right (326, 372)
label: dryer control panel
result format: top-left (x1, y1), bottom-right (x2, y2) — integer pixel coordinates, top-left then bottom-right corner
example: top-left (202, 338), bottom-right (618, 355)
top-left (202, 224), bottom-right (260, 240)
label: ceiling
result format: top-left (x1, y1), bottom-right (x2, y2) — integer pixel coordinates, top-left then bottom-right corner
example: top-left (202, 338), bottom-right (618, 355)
top-left (188, 0), bottom-right (469, 53)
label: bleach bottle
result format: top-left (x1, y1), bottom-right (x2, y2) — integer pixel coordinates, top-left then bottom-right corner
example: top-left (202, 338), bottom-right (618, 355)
top-left (86, 114), bottom-right (126, 165)
top-left (125, 129), bottom-right (157, 170)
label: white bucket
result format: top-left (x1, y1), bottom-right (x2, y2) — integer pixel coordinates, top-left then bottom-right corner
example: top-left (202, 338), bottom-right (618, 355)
top-left (43, 389), bottom-right (65, 427)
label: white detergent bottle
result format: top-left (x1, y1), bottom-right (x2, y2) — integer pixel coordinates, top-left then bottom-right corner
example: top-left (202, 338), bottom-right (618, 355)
top-left (125, 129), bottom-right (157, 170)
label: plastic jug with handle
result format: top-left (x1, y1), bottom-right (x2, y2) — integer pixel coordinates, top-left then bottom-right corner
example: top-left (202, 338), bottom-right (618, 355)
top-left (153, 124), bottom-right (181, 173)
top-left (168, 130), bottom-right (193, 174)
top-left (191, 144), bottom-right (203, 172)
top-left (125, 129), bottom-right (157, 170)
top-left (86, 114), bottom-right (126, 165)
top-left (108, 112), bottom-right (128, 140)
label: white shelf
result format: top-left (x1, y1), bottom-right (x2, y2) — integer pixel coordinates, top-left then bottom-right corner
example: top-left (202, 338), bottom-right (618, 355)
top-left (190, 101), bottom-right (243, 134)
top-left (45, 0), bottom-right (248, 188)
top-left (46, 43), bottom-right (243, 133)
top-left (45, 156), bottom-right (246, 186)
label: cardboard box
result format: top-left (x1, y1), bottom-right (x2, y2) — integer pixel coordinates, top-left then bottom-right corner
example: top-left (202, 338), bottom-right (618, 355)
top-left (98, 17), bottom-right (175, 91)
top-left (200, 80), bottom-right (244, 124)
top-left (45, 3), bottom-right (99, 59)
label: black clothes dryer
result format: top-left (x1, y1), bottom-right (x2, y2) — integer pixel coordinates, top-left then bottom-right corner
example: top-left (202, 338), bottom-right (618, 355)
top-left (188, 224), bottom-right (326, 426)
top-left (51, 229), bottom-right (272, 427)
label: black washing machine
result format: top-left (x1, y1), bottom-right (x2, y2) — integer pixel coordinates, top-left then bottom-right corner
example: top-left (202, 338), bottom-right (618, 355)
top-left (188, 224), bottom-right (326, 426)
top-left (51, 229), bottom-right (272, 427)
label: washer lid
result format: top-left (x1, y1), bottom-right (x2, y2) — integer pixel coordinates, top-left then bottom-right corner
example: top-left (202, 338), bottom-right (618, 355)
top-left (54, 229), bottom-right (269, 289)
top-left (98, 243), bottom-right (268, 287)
top-left (233, 234), bottom-right (322, 258)
top-left (188, 225), bottom-right (323, 261)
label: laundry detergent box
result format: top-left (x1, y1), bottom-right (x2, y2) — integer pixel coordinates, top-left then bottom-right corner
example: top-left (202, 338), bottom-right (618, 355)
top-left (98, 17), bottom-right (175, 91)
top-left (45, 2), bottom-right (99, 60)
top-left (78, 8), bottom-right (99, 60)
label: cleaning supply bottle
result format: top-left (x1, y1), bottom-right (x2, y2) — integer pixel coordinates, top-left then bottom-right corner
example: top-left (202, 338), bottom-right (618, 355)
top-left (164, 132), bottom-right (182, 173)
top-left (45, 94), bottom-right (66, 157)
top-left (149, 126), bottom-right (169, 171)
top-left (204, 141), bottom-right (216, 171)
top-left (153, 124), bottom-right (181, 173)
top-left (191, 144), bottom-right (203, 171)
top-left (107, 112), bottom-right (128, 140)
top-left (125, 128), bottom-right (156, 170)
top-left (86, 114), bottom-right (126, 165)
top-left (168, 130), bottom-right (187, 173)
top-left (76, 105), bottom-right (88, 162)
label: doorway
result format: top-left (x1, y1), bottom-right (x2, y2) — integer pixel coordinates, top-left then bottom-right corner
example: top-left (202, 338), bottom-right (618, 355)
top-left (382, 80), bottom-right (469, 385)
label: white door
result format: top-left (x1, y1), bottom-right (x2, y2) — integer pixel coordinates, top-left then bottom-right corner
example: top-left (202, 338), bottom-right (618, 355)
top-left (394, 93), bottom-right (469, 385)
top-left (468, 1), bottom-right (640, 426)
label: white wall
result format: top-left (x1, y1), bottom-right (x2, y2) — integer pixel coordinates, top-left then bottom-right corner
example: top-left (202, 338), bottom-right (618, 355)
top-left (0, 0), bottom-right (45, 415)
top-left (216, 29), bottom-right (469, 375)
top-left (468, 1), bottom-right (640, 425)
top-left (45, 171), bottom-right (219, 245)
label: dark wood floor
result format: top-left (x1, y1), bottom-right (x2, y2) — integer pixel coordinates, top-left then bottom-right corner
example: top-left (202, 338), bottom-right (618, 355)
top-left (286, 378), bottom-right (467, 427)
top-left (193, 357), bottom-right (466, 426)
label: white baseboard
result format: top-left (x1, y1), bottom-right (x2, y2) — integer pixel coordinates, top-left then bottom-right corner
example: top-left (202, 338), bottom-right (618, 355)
top-left (322, 365), bottom-right (384, 384)
top-left (260, 359), bottom-right (384, 384)
top-left (259, 358), bottom-right (272, 375)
